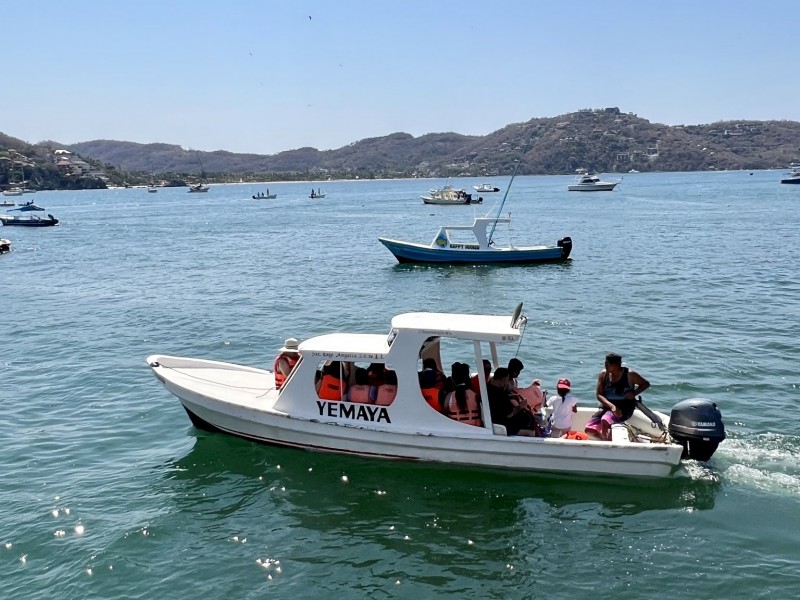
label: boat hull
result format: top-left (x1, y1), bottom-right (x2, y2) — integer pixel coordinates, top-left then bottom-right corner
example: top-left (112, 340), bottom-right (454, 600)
top-left (421, 197), bottom-right (476, 205)
top-left (148, 355), bottom-right (681, 478)
top-left (780, 178), bottom-right (800, 184)
top-left (567, 183), bottom-right (618, 191)
top-left (378, 238), bottom-right (571, 264)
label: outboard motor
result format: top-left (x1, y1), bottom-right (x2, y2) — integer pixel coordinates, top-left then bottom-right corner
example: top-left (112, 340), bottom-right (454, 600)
top-left (557, 236), bottom-right (573, 259)
top-left (668, 398), bottom-right (726, 461)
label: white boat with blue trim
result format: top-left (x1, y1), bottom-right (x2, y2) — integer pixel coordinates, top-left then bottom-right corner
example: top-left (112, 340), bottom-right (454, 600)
top-left (146, 303), bottom-right (726, 478)
top-left (378, 215), bottom-right (572, 264)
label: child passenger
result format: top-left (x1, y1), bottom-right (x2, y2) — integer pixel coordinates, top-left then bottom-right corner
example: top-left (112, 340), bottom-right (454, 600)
top-left (547, 378), bottom-right (578, 438)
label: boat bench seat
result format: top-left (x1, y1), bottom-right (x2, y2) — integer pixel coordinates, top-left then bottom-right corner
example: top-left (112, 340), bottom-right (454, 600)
top-left (610, 423), bottom-right (632, 443)
top-left (492, 424), bottom-right (508, 436)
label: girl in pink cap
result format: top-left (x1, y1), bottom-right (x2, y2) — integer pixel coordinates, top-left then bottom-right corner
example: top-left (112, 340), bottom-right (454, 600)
top-left (546, 378), bottom-right (578, 438)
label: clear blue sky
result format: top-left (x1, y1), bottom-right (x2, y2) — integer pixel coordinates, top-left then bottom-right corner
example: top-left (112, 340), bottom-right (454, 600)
top-left (3, 0), bottom-right (797, 155)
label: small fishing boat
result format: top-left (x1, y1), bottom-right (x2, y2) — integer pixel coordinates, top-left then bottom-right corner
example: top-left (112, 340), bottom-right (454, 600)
top-left (0, 199), bottom-right (15, 207)
top-left (382, 136), bottom-right (571, 264)
top-left (147, 185), bottom-right (158, 193)
top-left (378, 216), bottom-right (572, 264)
top-left (568, 173), bottom-right (620, 192)
top-left (253, 189), bottom-right (277, 199)
top-left (146, 303), bottom-right (726, 478)
top-left (188, 183), bottom-right (210, 193)
top-left (473, 183), bottom-right (500, 193)
top-left (0, 213), bottom-right (59, 227)
top-left (0, 238), bottom-right (10, 253)
top-left (310, 188), bottom-right (326, 199)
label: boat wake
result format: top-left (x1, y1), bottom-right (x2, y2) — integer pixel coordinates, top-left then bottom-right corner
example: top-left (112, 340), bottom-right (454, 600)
top-left (706, 431), bottom-right (800, 495)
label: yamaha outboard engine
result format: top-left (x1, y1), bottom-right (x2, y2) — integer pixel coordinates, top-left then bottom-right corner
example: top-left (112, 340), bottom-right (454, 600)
top-left (557, 236), bottom-right (573, 259)
top-left (668, 398), bottom-right (726, 461)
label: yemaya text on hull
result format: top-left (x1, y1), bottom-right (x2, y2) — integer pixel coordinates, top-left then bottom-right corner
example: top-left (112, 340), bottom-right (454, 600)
top-left (146, 303), bottom-right (725, 478)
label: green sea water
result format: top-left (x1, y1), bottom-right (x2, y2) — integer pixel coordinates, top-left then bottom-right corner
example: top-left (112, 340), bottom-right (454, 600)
top-left (2, 172), bottom-right (799, 599)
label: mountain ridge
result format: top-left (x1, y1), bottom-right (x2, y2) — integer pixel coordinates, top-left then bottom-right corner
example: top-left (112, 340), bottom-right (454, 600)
top-left (4, 108), bottom-right (800, 185)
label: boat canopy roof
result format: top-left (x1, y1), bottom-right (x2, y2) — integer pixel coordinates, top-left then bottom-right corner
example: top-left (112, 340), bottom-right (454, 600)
top-left (297, 309), bottom-right (522, 360)
top-left (299, 333), bottom-right (389, 357)
top-left (391, 310), bottom-right (520, 342)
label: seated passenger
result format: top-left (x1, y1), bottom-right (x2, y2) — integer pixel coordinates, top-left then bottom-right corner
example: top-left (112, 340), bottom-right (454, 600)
top-left (316, 360), bottom-right (348, 401)
top-left (346, 368), bottom-right (375, 404)
top-left (445, 362), bottom-right (482, 426)
top-left (419, 357), bottom-right (446, 389)
top-left (419, 368), bottom-right (443, 413)
top-left (273, 337), bottom-right (301, 390)
top-left (507, 358), bottom-right (525, 389)
top-left (487, 367), bottom-right (537, 436)
top-left (507, 357), bottom-right (545, 412)
top-left (470, 359), bottom-right (493, 397)
top-left (585, 352), bottom-right (650, 441)
top-left (367, 363), bottom-right (387, 388)
top-left (375, 369), bottom-right (398, 406)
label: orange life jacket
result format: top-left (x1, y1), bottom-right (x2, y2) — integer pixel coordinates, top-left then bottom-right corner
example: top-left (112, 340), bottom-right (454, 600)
top-left (563, 430), bottom-right (589, 440)
top-left (273, 353), bottom-right (300, 390)
top-left (348, 385), bottom-right (372, 404)
top-left (318, 373), bottom-right (345, 401)
top-left (375, 384), bottom-right (397, 406)
top-left (421, 386), bottom-right (442, 412)
top-left (445, 389), bottom-right (482, 426)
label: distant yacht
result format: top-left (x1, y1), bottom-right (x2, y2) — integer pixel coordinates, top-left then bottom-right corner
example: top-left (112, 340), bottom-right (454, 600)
top-left (568, 173), bottom-right (620, 192)
top-left (780, 166), bottom-right (800, 184)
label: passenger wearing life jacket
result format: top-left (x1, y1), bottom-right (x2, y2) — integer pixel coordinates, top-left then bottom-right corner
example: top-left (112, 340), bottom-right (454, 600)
top-left (420, 358), bottom-right (446, 389)
top-left (375, 369), bottom-right (398, 406)
top-left (346, 368), bottom-right (375, 404)
top-left (419, 365), bottom-right (443, 413)
top-left (445, 362), bottom-right (483, 426)
top-left (367, 363), bottom-right (387, 388)
top-left (470, 359), bottom-right (493, 398)
top-left (316, 360), bottom-right (348, 401)
top-left (274, 338), bottom-right (301, 390)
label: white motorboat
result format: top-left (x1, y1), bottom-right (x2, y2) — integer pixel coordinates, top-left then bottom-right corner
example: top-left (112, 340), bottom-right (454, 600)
top-left (188, 183), bottom-right (209, 193)
top-left (147, 185), bottom-right (158, 193)
top-left (146, 303), bottom-right (726, 478)
top-left (780, 166), bottom-right (800, 184)
top-left (2, 187), bottom-right (24, 197)
top-left (568, 173), bottom-right (620, 192)
top-left (473, 183), bottom-right (500, 193)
